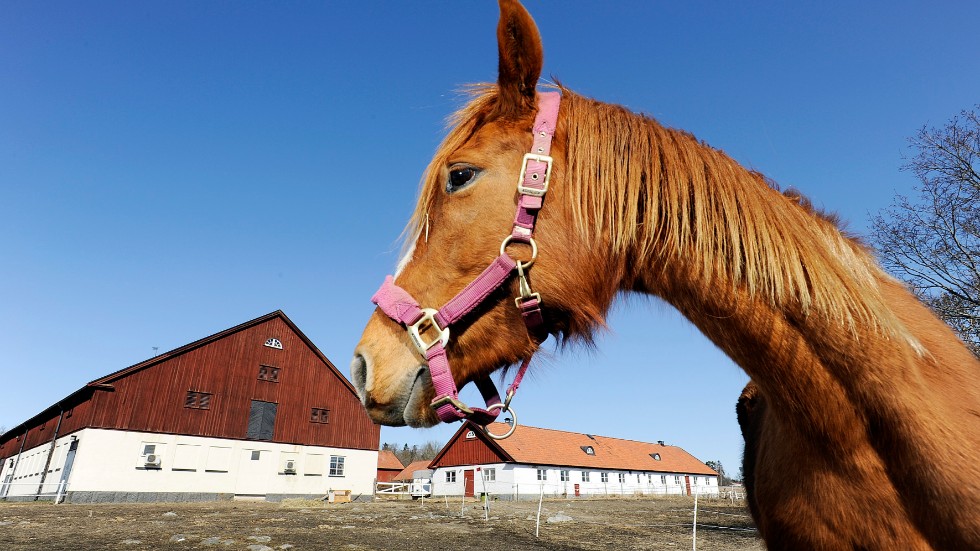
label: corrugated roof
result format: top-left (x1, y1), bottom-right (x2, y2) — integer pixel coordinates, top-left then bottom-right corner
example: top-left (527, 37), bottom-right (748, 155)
top-left (446, 423), bottom-right (717, 475)
top-left (377, 449), bottom-right (404, 471)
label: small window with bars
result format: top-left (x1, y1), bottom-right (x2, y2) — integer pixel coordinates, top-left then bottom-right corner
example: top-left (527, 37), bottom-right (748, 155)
top-left (258, 365), bottom-right (281, 382)
top-left (310, 408), bottom-right (330, 424)
top-left (184, 391), bottom-right (213, 410)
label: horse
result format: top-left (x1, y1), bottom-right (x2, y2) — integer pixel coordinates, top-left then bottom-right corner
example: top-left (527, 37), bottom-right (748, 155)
top-left (352, 1), bottom-right (980, 548)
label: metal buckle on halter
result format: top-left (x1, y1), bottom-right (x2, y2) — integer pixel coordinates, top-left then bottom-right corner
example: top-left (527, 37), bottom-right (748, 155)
top-left (517, 153), bottom-right (553, 197)
top-left (407, 308), bottom-right (450, 356)
top-left (430, 394), bottom-right (474, 416)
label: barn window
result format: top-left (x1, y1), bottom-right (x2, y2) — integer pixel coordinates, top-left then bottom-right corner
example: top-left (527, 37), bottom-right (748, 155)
top-left (445, 471), bottom-right (456, 483)
top-left (618, 473), bottom-right (626, 484)
top-left (246, 400), bottom-right (277, 440)
top-left (264, 337), bottom-right (283, 349)
top-left (258, 365), bottom-right (281, 382)
top-left (650, 453), bottom-right (661, 461)
top-left (184, 391), bottom-right (213, 410)
top-left (674, 476), bottom-right (681, 484)
top-left (482, 468), bottom-right (496, 482)
top-left (560, 470), bottom-right (569, 482)
top-left (582, 471), bottom-right (590, 482)
top-left (580, 445), bottom-right (595, 455)
top-left (660, 475), bottom-right (667, 484)
top-left (536, 468), bottom-right (546, 481)
top-left (310, 408), bottom-right (329, 424)
top-left (601, 472), bottom-right (609, 483)
top-left (465, 431), bottom-right (476, 439)
top-left (329, 455), bottom-right (345, 477)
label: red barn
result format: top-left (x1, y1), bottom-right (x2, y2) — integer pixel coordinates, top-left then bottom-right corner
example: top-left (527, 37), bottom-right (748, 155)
top-left (376, 450), bottom-right (404, 483)
top-left (0, 311), bottom-right (380, 503)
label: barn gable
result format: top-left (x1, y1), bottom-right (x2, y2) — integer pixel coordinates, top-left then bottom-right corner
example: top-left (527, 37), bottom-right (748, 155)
top-left (429, 423), bottom-right (513, 468)
top-left (1, 310), bottom-right (378, 460)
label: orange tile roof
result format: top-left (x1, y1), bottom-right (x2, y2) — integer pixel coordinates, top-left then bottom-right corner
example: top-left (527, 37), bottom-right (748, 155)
top-left (377, 449), bottom-right (404, 471)
top-left (478, 423), bottom-right (717, 475)
top-left (392, 460), bottom-right (432, 481)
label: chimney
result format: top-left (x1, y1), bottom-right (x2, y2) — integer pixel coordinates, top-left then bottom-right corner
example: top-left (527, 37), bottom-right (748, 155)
top-left (658, 440), bottom-right (665, 446)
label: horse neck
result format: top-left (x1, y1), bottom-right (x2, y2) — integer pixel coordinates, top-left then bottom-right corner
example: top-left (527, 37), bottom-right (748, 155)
top-left (564, 92), bottom-right (980, 542)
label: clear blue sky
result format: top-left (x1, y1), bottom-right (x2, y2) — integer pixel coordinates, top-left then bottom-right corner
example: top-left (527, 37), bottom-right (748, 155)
top-left (2, 1), bottom-right (978, 478)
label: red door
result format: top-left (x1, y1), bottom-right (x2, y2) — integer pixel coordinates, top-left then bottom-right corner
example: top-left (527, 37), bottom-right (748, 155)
top-left (684, 476), bottom-right (691, 496)
top-left (464, 470), bottom-right (475, 497)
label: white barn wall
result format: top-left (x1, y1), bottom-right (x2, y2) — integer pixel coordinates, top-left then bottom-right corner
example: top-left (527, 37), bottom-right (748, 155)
top-left (0, 428), bottom-right (377, 502)
top-left (430, 463), bottom-right (718, 500)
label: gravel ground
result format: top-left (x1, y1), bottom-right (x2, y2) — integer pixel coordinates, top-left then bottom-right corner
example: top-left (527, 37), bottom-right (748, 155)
top-left (0, 495), bottom-right (763, 550)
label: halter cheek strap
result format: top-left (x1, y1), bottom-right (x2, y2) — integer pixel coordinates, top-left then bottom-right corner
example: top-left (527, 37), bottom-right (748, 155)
top-left (371, 91), bottom-right (560, 438)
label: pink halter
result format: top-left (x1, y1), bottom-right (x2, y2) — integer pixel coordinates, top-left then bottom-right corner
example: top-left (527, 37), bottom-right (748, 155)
top-left (371, 91), bottom-right (560, 439)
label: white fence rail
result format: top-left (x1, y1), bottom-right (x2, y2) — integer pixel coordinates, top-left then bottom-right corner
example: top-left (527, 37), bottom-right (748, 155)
top-left (376, 482), bottom-right (411, 496)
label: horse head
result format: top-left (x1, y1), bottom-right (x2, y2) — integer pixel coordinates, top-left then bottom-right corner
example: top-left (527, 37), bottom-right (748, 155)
top-left (351, 0), bottom-right (613, 428)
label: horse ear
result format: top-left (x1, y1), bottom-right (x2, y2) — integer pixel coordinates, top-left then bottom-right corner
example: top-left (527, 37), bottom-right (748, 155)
top-left (496, 0), bottom-right (543, 117)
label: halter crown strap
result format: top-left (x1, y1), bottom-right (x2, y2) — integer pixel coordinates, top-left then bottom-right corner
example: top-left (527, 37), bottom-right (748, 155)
top-left (371, 91), bottom-right (560, 434)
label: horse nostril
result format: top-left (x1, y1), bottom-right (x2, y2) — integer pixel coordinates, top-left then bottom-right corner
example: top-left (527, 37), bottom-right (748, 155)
top-left (350, 354), bottom-right (367, 401)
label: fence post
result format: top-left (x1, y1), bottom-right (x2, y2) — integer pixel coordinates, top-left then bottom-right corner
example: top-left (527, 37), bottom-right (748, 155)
top-left (535, 483), bottom-right (544, 538)
top-left (692, 485), bottom-right (700, 551)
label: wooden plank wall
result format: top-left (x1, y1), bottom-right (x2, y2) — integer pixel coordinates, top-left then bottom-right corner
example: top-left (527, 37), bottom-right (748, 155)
top-left (0, 316), bottom-right (379, 462)
top-left (431, 430), bottom-right (505, 467)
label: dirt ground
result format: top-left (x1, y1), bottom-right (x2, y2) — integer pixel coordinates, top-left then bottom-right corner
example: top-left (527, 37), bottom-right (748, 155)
top-left (0, 495), bottom-right (762, 550)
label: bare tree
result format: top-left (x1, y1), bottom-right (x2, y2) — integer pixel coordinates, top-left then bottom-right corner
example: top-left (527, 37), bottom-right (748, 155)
top-left (871, 106), bottom-right (980, 355)
top-left (381, 441), bottom-right (443, 466)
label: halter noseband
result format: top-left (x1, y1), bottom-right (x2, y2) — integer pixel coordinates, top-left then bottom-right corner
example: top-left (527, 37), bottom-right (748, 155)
top-left (371, 91), bottom-right (561, 439)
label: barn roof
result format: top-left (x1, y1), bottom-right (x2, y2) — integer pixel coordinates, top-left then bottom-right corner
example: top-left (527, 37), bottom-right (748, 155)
top-left (432, 422), bottom-right (718, 476)
top-left (392, 460), bottom-right (432, 481)
top-left (377, 449), bottom-right (404, 471)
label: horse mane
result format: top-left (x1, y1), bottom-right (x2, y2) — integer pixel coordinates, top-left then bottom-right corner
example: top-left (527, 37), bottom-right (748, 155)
top-left (406, 85), bottom-right (919, 348)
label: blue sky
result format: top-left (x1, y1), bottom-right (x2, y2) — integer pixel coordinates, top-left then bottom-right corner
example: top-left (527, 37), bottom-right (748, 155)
top-left (2, 1), bottom-right (978, 477)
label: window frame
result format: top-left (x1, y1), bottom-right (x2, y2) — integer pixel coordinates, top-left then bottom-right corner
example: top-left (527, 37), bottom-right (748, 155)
top-left (329, 455), bottom-right (345, 477)
top-left (184, 390), bottom-right (213, 410)
top-left (310, 407), bottom-right (330, 424)
top-left (258, 365), bottom-right (281, 383)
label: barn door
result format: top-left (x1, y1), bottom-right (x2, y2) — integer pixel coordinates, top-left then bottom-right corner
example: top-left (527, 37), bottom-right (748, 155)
top-left (684, 475), bottom-right (691, 496)
top-left (246, 400), bottom-right (278, 440)
top-left (464, 470), bottom-right (475, 497)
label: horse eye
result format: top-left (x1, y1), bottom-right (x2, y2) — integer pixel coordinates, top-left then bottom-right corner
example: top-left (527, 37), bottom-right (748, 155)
top-left (447, 167), bottom-right (478, 193)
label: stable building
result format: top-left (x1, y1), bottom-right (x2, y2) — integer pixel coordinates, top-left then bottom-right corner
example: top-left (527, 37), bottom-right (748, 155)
top-left (376, 450), bottom-right (404, 483)
top-left (427, 422), bottom-right (719, 500)
top-left (0, 311), bottom-right (380, 503)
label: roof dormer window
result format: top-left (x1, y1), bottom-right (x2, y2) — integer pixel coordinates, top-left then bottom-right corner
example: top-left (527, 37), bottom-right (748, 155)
top-left (581, 445), bottom-right (595, 455)
top-left (650, 453), bottom-right (662, 461)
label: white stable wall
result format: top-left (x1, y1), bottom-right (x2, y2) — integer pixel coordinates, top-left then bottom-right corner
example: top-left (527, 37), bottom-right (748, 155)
top-left (0, 428), bottom-right (377, 501)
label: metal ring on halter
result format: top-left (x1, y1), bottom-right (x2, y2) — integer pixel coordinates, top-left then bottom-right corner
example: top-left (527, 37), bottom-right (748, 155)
top-left (500, 235), bottom-right (537, 269)
top-left (482, 403), bottom-right (518, 439)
